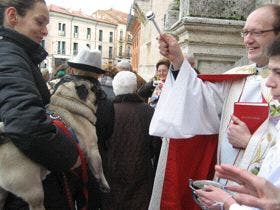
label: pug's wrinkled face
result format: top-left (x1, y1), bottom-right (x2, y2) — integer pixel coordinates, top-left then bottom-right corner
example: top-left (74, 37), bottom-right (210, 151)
top-left (75, 81), bottom-right (90, 101)
top-left (54, 79), bottom-right (96, 105)
top-left (73, 80), bottom-right (96, 104)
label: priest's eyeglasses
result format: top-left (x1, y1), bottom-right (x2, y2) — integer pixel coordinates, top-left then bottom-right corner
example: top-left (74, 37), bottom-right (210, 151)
top-left (240, 28), bottom-right (279, 38)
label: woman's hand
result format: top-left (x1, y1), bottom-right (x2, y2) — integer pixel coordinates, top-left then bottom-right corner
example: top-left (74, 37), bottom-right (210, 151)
top-left (196, 185), bottom-right (236, 210)
top-left (216, 164), bottom-right (280, 210)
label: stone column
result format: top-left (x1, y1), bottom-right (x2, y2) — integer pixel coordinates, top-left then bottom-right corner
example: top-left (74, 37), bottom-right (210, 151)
top-left (165, 0), bottom-right (180, 29)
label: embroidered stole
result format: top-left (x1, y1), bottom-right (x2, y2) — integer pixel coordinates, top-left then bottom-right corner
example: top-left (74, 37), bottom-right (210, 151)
top-left (217, 65), bottom-right (273, 182)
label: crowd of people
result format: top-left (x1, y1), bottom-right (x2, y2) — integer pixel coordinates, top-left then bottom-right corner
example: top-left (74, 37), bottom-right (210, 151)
top-left (1, 0), bottom-right (280, 210)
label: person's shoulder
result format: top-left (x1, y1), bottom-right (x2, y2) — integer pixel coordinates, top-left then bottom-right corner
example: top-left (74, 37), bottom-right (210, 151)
top-left (225, 64), bottom-right (256, 74)
top-left (2, 37), bottom-right (32, 59)
top-left (0, 40), bottom-right (25, 57)
top-left (0, 41), bottom-right (31, 72)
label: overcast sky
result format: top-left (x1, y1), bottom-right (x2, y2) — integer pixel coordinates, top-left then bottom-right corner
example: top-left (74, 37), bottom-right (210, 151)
top-left (46, 0), bottom-right (134, 14)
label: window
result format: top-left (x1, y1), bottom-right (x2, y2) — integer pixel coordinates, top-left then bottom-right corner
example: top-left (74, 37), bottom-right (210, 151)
top-left (109, 46), bottom-right (113, 59)
top-left (58, 41), bottom-right (66, 54)
top-left (87, 28), bottom-right (91, 39)
top-left (128, 34), bottom-right (132, 42)
top-left (119, 45), bottom-right (123, 56)
top-left (99, 30), bottom-right (103, 41)
top-left (109, 32), bottom-right (113, 43)
top-left (73, 43), bottom-right (78, 55)
top-left (74, 26), bottom-right (79, 38)
top-left (120, 30), bottom-right (123, 40)
top-left (98, 45), bottom-right (102, 52)
top-left (127, 46), bottom-right (131, 57)
top-left (58, 23), bottom-right (65, 36)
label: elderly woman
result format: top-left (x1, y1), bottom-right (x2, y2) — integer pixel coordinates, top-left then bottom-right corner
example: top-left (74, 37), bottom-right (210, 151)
top-left (101, 71), bottom-right (161, 210)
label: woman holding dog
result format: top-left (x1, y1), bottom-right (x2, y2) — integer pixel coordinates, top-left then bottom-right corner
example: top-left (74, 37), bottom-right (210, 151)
top-left (0, 0), bottom-right (81, 209)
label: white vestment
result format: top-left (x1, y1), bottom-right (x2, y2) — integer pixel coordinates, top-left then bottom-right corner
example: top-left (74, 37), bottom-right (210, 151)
top-left (149, 60), bottom-right (271, 209)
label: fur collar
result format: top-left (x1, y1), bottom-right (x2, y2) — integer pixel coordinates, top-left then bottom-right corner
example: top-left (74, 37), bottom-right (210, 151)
top-left (53, 75), bottom-right (106, 101)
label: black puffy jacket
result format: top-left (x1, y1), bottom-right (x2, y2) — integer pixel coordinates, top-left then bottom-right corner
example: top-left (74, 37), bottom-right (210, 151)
top-left (0, 27), bottom-right (78, 172)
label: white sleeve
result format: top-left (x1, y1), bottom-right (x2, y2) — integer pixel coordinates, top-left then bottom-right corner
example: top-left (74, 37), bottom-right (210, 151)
top-left (229, 204), bottom-right (244, 210)
top-left (229, 203), bottom-right (256, 210)
top-left (149, 59), bottom-right (230, 138)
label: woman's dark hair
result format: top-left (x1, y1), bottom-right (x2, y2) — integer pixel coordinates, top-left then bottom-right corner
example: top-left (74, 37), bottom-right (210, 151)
top-left (156, 58), bottom-right (171, 70)
top-left (0, 0), bottom-right (46, 26)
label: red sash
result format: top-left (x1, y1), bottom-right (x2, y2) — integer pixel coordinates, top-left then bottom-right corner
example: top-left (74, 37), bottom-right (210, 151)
top-left (160, 135), bottom-right (218, 210)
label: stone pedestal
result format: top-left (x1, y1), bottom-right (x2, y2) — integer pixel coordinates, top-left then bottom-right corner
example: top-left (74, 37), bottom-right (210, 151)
top-left (170, 16), bottom-right (246, 73)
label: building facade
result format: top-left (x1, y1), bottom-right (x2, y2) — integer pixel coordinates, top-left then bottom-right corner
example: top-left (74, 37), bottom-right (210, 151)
top-left (92, 9), bottom-right (133, 64)
top-left (44, 5), bottom-right (131, 73)
top-left (128, 0), bottom-right (173, 80)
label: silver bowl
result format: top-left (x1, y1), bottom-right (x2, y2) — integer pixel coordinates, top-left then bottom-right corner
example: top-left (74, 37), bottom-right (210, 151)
top-left (189, 179), bottom-right (226, 191)
top-left (189, 179), bottom-right (229, 209)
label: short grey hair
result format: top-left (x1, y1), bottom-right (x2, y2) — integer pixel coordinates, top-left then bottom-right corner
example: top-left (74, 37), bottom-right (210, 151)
top-left (116, 60), bottom-right (131, 71)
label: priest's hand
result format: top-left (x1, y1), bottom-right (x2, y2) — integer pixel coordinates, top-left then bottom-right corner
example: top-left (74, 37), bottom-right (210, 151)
top-left (158, 33), bottom-right (184, 70)
top-left (227, 115), bottom-right (251, 149)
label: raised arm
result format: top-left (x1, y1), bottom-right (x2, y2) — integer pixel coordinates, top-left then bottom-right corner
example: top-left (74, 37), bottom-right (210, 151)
top-left (158, 33), bottom-right (184, 70)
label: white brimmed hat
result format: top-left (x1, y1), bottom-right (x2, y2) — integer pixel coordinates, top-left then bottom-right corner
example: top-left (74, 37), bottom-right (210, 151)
top-left (68, 47), bottom-right (105, 74)
top-left (112, 71), bottom-right (137, 95)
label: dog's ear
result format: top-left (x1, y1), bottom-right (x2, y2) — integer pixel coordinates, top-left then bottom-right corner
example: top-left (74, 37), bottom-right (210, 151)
top-left (75, 84), bottom-right (89, 101)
